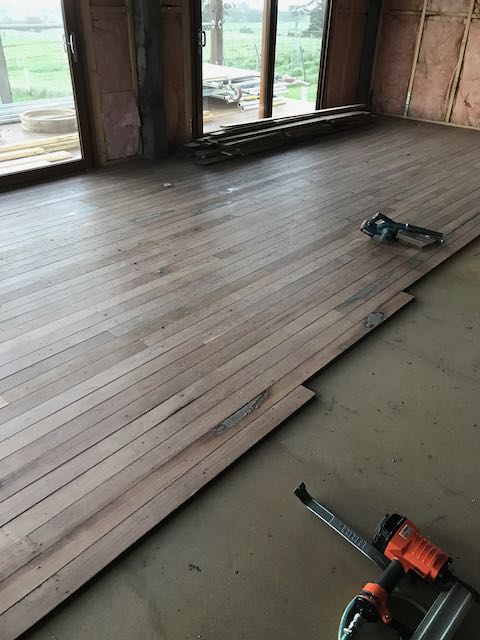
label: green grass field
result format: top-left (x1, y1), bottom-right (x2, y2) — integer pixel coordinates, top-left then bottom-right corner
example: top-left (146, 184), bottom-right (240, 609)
top-left (0, 22), bottom-right (321, 104)
top-left (1, 29), bottom-right (73, 102)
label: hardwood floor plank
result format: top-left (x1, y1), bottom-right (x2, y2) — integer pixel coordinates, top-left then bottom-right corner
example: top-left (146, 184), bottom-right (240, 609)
top-left (0, 340), bottom-right (148, 422)
top-left (1, 118), bottom-right (479, 639)
top-left (0, 255), bottom-right (438, 549)
top-left (0, 330), bottom-right (117, 384)
top-left (0, 243), bottom-right (405, 454)
top-left (1, 335), bottom-right (146, 403)
top-left (0, 386), bottom-right (314, 636)
top-left (0, 290), bottom-right (410, 619)
top-left (0, 240), bottom-right (386, 493)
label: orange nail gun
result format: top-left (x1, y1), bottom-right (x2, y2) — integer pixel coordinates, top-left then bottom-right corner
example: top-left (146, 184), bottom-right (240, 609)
top-left (295, 483), bottom-right (479, 640)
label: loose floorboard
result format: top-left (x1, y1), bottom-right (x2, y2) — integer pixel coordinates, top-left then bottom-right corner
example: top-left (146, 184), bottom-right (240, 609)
top-left (1, 117), bottom-right (480, 639)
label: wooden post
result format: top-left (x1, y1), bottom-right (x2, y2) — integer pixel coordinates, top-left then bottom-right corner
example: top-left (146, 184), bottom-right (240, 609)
top-left (367, 0), bottom-right (385, 107)
top-left (79, 0), bottom-right (108, 164)
top-left (444, 0), bottom-right (475, 122)
top-left (191, 0), bottom-right (203, 138)
top-left (259, 0), bottom-right (278, 119)
top-left (315, 0), bottom-right (333, 109)
top-left (210, 0), bottom-right (224, 65)
top-left (0, 30), bottom-right (13, 104)
top-left (356, 0), bottom-right (383, 105)
top-left (403, 0), bottom-right (427, 117)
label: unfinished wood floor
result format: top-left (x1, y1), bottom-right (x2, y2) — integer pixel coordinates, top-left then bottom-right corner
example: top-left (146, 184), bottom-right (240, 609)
top-left (1, 118), bottom-right (480, 639)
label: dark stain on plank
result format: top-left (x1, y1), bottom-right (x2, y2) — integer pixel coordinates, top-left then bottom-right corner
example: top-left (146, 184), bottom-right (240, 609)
top-left (213, 390), bottom-right (269, 433)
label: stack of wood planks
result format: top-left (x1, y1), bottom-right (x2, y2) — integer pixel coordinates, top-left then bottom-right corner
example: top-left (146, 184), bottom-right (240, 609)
top-left (0, 133), bottom-right (81, 174)
top-left (0, 133), bottom-right (80, 161)
top-left (186, 105), bottom-right (374, 164)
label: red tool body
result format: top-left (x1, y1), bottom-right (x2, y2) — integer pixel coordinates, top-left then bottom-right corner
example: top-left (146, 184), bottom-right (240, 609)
top-left (293, 484), bottom-right (479, 639)
top-left (356, 513), bottom-right (451, 626)
top-left (383, 518), bottom-right (449, 580)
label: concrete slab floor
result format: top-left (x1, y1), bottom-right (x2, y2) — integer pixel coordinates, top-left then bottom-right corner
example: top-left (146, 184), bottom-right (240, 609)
top-left (23, 240), bottom-right (480, 640)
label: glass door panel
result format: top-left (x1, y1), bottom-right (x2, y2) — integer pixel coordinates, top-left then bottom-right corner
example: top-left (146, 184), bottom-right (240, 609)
top-left (272, 0), bottom-right (327, 118)
top-left (202, 0), bottom-right (266, 133)
top-left (0, 0), bottom-right (84, 178)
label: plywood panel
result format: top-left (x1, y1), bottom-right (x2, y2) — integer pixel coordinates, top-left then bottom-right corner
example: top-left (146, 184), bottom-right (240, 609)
top-left (92, 15), bottom-right (133, 94)
top-left (373, 0), bottom-right (480, 128)
top-left (409, 17), bottom-right (464, 121)
top-left (371, 12), bottom-right (420, 115)
top-left (89, 5), bottom-right (140, 161)
top-left (80, 0), bottom-right (139, 163)
top-left (161, 6), bottom-right (190, 146)
top-left (101, 92), bottom-right (140, 159)
top-left (337, 0), bottom-right (368, 8)
top-left (91, 0), bottom-right (127, 6)
top-left (323, 0), bottom-right (368, 107)
top-left (428, 0), bottom-right (472, 12)
top-left (386, 0), bottom-right (423, 9)
top-left (451, 19), bottom-right (480, 127)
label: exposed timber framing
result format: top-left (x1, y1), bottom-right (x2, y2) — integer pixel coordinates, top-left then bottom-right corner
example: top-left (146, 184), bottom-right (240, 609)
top-left (403, 0), bottom-right (428, 117)
top-left (444, 0), bottom-right (476, 122)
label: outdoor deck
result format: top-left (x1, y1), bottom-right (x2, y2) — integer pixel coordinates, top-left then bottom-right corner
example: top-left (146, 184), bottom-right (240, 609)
top-left (0, 95), bottom-right (80, 177)
top-left (203, 96), bottom-right (316, 132)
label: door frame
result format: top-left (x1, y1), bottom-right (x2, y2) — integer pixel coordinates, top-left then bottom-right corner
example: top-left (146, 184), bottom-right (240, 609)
top-left (191, 0), bottom-right (203, 139)
top-left (0, 0), bottom-right (95, 191)
top-left (191, 0), bottom-right (333, 136)
top-left (316, 0), bottom-right (333, 109)
top-left (259, 0), bottom-right (279, 120)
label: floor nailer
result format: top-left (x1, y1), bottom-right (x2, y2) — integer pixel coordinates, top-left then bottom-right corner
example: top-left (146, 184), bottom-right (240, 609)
top-left (295, 483), bottom-right (479, 640)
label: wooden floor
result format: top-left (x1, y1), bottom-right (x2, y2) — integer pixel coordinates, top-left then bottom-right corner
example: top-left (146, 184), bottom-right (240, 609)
top-left (1, 117), bottom-right (479, 639)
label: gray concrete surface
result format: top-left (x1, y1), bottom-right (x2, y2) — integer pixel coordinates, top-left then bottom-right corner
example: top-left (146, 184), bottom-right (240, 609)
top-left (24, 240), bottom-right (480, 640)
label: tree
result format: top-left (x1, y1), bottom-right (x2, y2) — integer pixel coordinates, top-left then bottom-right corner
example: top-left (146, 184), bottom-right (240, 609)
top-left (202, 0), bottom-right (235, 24)
top-left (288, 0), bottom-right (325, 35)
top-left (288, 4), bottom-right (307, 31)
top-left (306, 0), bottom-right (325, 35)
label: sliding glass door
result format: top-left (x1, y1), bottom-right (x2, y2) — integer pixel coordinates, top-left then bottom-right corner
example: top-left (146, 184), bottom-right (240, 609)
top-left (201, 0), bottom-right (267, 132)
top-left (0, 0), bottom-right (92, 183)
top-left (199, 0), bottom-right (330, 133)
top-left (272, 0), bottom-right (327, 117)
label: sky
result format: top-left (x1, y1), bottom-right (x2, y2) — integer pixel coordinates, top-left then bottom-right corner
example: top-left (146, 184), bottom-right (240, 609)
top-left (232, 0), bottom-right (319, 13)
top-left (0, 0), bottom-right (61, 18)
top-left (0, 0), bottom-right (60, 7)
